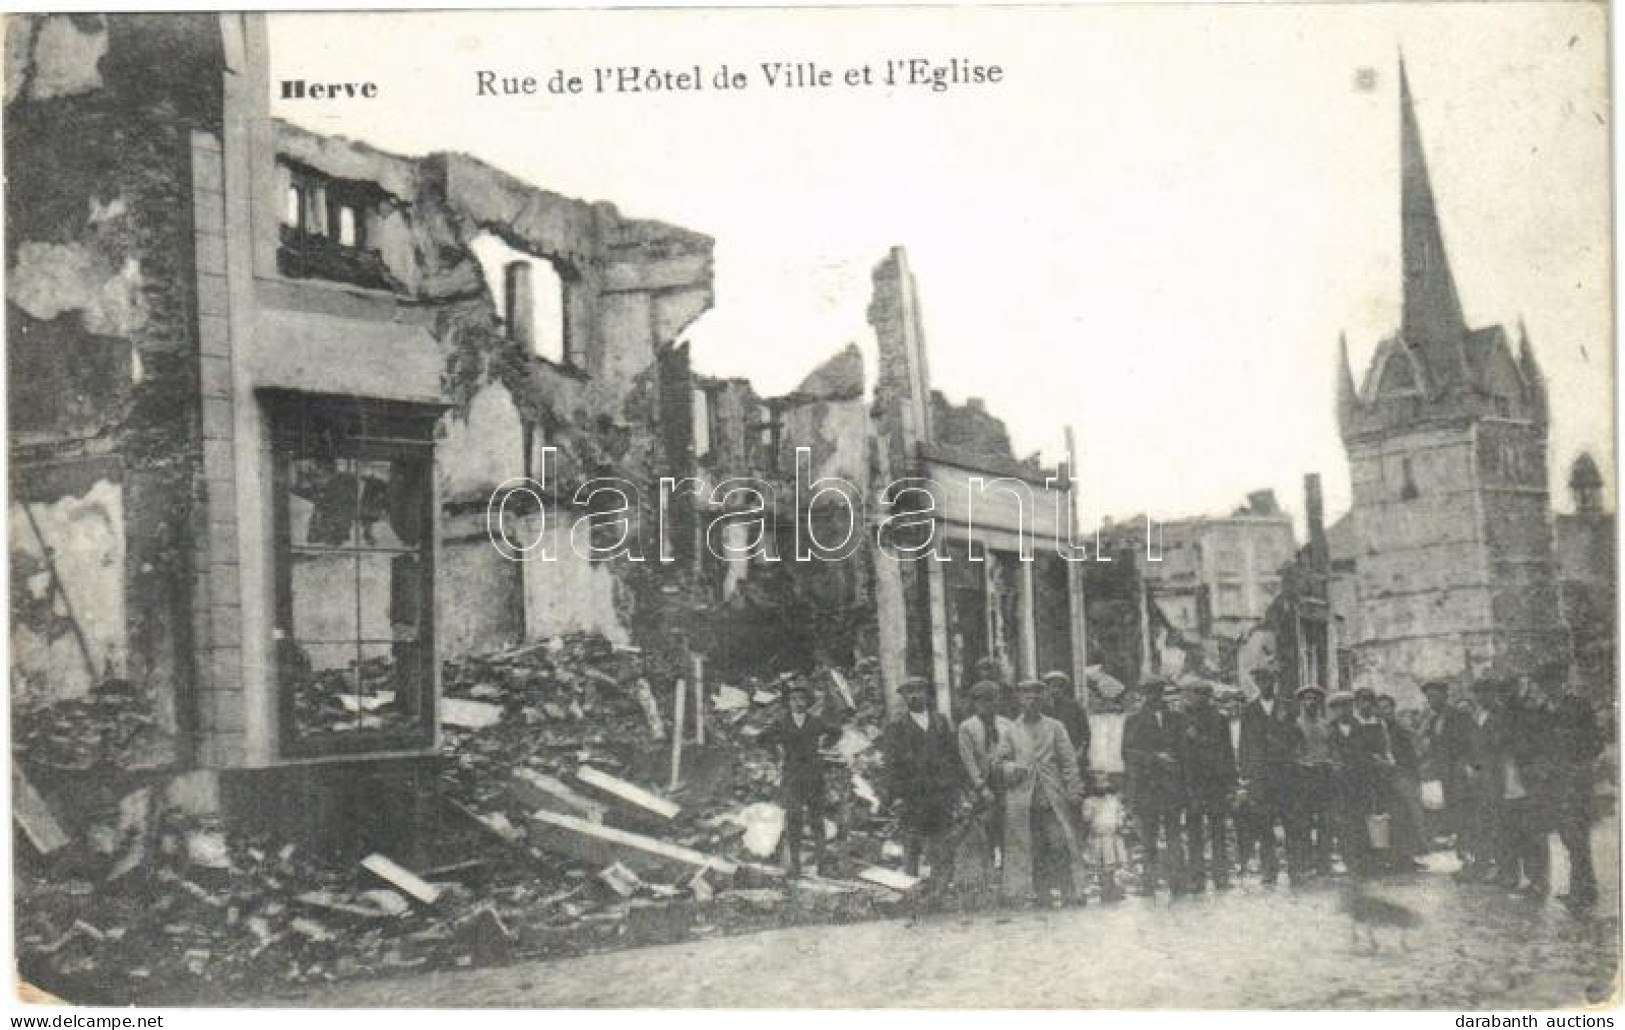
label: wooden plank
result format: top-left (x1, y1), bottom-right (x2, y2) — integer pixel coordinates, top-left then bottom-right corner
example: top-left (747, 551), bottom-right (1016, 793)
top-left (509, 768), bottom-right (605, 822)
top-left (857, 866), bottom-right (920, 892)
top-left (577, 764), bottom-right (680, 821)
top-left (360, 853), bottom-right (441, 906)
top-left (692, 655), bottom-right (706, 746)
top-left (14, 772), bottom-right (69, 856)
top-left (670, 678), bottom-right (686, 790)
top-left (526, 809), bottom-right (737, 878)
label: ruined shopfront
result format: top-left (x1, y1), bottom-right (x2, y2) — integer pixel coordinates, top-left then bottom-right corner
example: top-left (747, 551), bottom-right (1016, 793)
top-left (867, 248), bottom-right (1089, 716)
top-left (7, 13), bottom-right (716, 847)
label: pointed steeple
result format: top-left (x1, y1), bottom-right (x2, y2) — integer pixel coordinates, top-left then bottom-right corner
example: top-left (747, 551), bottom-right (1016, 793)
top-left (1516, 319), bottom-right (1548, 423)
top-left (1400, 58), bottom-right (1467, 357)
top-left (1337, 332), bottom-right (1360, 438)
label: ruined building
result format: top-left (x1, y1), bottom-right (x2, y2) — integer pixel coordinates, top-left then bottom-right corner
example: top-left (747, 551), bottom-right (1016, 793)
top-left (7, 14), bottom-right (1081, 840)
top-left (867, 249), bottom-right (1087, 716)
top-left (8, 12), bottom-right (727, 836)
top-left (1332, 62), bottom-right (1568, 701)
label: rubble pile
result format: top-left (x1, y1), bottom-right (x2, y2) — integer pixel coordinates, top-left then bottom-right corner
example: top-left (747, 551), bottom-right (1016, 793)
top-left (16, 636), bottom-right (917, 1004)
top-left (15, 688), bottom-right (173, 771)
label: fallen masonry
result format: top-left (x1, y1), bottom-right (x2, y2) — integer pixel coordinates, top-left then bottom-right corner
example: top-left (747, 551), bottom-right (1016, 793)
top-left (15, 636), bottom-right (925, 1005)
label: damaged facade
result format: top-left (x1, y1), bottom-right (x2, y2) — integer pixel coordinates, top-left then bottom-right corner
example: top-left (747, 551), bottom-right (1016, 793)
top-left (867, 249), bottom-right (1087, 716)
top-left (7, 14), bottom-right (1083, 846)
top-left (8, 12), bottom-right (715, 840)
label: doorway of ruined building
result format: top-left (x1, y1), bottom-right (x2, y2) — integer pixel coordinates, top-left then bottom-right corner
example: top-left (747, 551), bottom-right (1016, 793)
top-left (944, 539), bottom-right (989, 706)
top-left (1033, 552), bottom-right (1074, 680)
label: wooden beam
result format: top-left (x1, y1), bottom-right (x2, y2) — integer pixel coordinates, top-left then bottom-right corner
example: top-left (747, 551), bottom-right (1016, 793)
top-left (669, 679), bottom-right (686, 790)
top-left (526, 809), bottom-right (736, 878)
top-left (360, 854), bottom-right (441, 906)
top-left (510, 768), bottom-right (605, 822)
top-left (578, 764), bottom-right (681, 821)
top-left (14, 772), bottom-right (69, 856)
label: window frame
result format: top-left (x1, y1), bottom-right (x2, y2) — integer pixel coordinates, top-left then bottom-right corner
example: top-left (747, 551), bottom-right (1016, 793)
top-left (264, 390), bottom-right (444, 760)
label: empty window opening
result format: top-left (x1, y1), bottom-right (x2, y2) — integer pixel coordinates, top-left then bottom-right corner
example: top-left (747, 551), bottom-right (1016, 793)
top-left (470, 232), bottom-right (568, 366)
top-left (337, 205), bottom-right (359, 247)
top-left (275, 160), bottom-right (397, 291)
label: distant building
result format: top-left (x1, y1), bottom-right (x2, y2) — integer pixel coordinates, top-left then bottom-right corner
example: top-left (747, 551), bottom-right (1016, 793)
top-left (1333, 61), bottom-right (1567, 704)
top-left (1094, 490), bottom-right (1296, 682)
top-left (1144, 490), bottom-right (1297, 645)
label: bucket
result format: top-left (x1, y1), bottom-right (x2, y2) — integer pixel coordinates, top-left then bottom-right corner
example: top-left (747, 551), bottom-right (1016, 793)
top-left (1420, 779), bottom-right (1446, 812)
top-left (1366, 812), bottom-right (1392, 850)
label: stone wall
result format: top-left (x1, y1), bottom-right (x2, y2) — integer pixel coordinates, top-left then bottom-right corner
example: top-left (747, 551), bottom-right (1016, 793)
top-left (6, 14), bottom-right (228, 765)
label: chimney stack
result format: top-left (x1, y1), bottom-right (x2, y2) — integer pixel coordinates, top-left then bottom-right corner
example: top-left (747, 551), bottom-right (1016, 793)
top-left (504, 261), bottom-right (535, 353)
top-left (1305, 473), bottom-right (1327, 568)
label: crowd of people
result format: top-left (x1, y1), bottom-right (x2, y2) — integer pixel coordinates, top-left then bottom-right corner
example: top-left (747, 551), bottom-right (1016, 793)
top-left (764, 660), bottom-right (1608, 913)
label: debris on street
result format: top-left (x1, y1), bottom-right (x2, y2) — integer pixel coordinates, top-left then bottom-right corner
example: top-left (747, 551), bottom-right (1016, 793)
top-left (16, 638), bottom-right (920, 1005)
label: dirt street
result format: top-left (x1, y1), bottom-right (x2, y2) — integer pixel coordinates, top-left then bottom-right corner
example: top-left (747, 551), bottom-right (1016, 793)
top-left (282, 818), bottom-right (1619, 1009)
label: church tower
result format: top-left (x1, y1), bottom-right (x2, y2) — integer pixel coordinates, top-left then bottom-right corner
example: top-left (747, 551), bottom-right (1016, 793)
top-left (1336, 60), bottom-right (1567, 692)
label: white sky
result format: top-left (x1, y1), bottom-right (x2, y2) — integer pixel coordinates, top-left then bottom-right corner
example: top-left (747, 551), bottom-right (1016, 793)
top-left (268, 4), bottom-right (1613, 530)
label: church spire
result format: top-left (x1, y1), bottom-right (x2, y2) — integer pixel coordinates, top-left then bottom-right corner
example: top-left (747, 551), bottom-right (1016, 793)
top-left (1337, 332), bottom-right (1359, 438)
top-left (1400, 57), bottom-right (1467, 355)
top-left (1517, 319), bottom-right (1548, 423)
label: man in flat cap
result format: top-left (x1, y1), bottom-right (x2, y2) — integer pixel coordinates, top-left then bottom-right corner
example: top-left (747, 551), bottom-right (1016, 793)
top-left (957, 679), bottom-right (1015, 902)
top-left (1291, 684), bottom-right (1336, 877)
top-left (1003, 678), bottom-right (1088, 906)
top-left (1179, 680), bottom-right (1236, 890)
top-left (1457, 677), bottom-right (1509, 883)
top-left (1326, 688), bottom-right (1373, 874)
top-left (1376, 692), bottom-right (1427, 871)
top-left (1493, 675), bottom-right (1553, 894)
top-left (974, 656), bottom-right (1017, 719)
top-left (764, 679), bottom-right (840, 878)
top-left (1542, 663), bottom-right (1602, 909)
top-left (1238, 664), bottom-right (1304, 884)
top-left (883, 675), bottom-right (962, 896)
top-left (1123, 678), bottom-right (1189, 894)
top-left (1042, 670), bottom-right (1092, 775)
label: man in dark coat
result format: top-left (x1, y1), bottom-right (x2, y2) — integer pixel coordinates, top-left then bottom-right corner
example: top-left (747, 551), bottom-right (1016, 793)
top-left (1459, 677), bottom-right (1519, 884)
top-left (1179, 681), bottom-right (1237, 890)
top-left (1350, 687), bottom-right (1417, 873)
top-left (883, 675), bottom-right (964, 893)
top-left (764, 680), bottom-right (839, 877)
top-left (1122, 679), bottom-right (1189, 894)
top-left (1416, 679), bottom-right (1471, 852)
top-left (1327, 690), bottom-right (1379, 876)
top-left (1377, 693), bottom-right (1427, 868)
top-left (1237, 666), bottom-right (1303, 884)
top-left (1496, 678), bottom-right (1553, 894)
top-left (1042, 670), bottom-right (1092, 774)
top-left (1544, 666), bottom-right (1602, 909)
